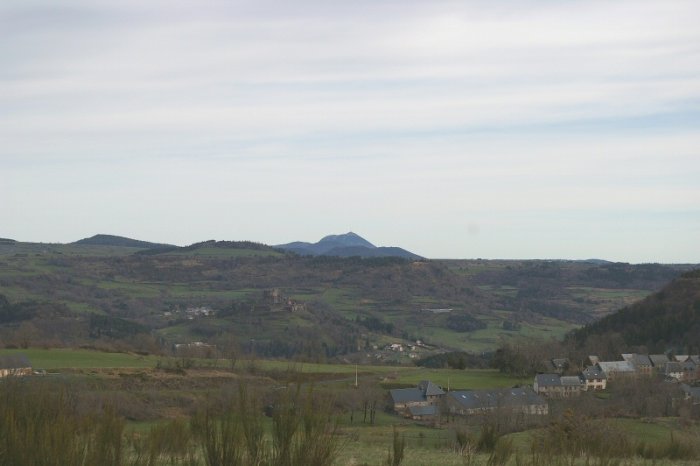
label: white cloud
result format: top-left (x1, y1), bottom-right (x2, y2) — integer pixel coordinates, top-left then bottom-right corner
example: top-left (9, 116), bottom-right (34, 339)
top-left (1, 0), bottom-right (699, 261)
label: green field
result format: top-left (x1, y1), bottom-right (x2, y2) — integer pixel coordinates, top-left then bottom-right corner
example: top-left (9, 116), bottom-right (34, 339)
top-left (0, 348), bottom-right (525, 392)
top-left (387, 368), bottom-right (527, 390)
top-left (0, 348), bottom-right (158, 369)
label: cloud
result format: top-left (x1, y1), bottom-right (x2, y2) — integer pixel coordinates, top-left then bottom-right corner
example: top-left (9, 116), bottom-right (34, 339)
top-left (1, 0), bottom-right (699, 261)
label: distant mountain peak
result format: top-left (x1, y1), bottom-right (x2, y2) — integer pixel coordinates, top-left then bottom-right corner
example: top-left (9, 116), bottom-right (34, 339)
top-left (276, 232), bottom-right (421, 259)
top-left (317, 232), bottom-right (376, 249)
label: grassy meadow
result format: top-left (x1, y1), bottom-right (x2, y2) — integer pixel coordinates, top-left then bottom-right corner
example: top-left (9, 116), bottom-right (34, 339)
top-left (0, 348), bottom-right (523, 389)
top-left (1, 347), bottom-right (700, 465)
top-left (0, 348), bottom-right (159, 369)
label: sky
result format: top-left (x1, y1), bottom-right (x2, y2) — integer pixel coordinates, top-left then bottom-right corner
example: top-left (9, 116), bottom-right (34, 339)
top-left (2, 0), bottom-right (699, 263)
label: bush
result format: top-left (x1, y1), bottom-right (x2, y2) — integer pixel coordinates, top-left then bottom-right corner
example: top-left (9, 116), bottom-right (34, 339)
top-left (0, 378), bottom-right (123, 466)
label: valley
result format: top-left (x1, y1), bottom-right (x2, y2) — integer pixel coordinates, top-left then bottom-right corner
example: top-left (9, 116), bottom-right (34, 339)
top-left (0, 235), bottom-right (692, 358)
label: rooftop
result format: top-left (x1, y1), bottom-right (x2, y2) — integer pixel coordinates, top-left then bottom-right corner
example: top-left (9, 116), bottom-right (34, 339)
top-left (597, 361), bottom-right (635, 373)
top-left (408, 405), bottom-right (438, 417)
top-left (582, 365), bottom-right (606, 380)
top-left (649, 354), bottom-right (670, 366)
top-left (449, 388), bottom-right (546, 411)
top-left (560, 376), bottom-right (584, 387)
top-left (418, 380), bottom-right (445, 397)
top-left (535, 373), bottom-right (561, 387)
top-left (390, 388), bottom-right (425, 404)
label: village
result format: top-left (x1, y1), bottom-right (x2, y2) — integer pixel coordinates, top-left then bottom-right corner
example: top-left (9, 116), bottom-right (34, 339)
top-left (390, 352), bottom-right (700, 422)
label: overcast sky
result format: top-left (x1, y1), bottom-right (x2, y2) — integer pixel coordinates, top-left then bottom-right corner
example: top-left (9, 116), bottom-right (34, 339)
top-left (2, 0), bottom-right (699, 262)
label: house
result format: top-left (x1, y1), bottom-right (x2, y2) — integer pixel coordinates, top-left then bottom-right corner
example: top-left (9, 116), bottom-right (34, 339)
top-left (649, 354), bottom-right (670, 372)
top-left (390, 380), bottom-right (445, 418)
top-left (681, 359), bottom-right (698, 381)
top-left (533, 374), bottom-right (561, 396)
top-left (0, 354), bottom-right (32, 377)
top-left (560, 375), bottom-right (585, 395)
top-left (622, 354), bottom-right (653, 376)
top-left (173, 341), bottom-right (216, 357)
top-left (418, 380), bottom-right (446, 403)
top-left (664, 361), bottom-right (684, 381)
top-left (662, 359), bottom-right (698, 382)
top-left (407, 404), bottom-right (439, 420)
top-left (447, 388), bottom-right (548, 416)
top-left (597, 360), bottom-right (636, 380)
top-left (581, 365), bottom-right (607, 390)
top-left (534, 373), bottom-right (584, 397)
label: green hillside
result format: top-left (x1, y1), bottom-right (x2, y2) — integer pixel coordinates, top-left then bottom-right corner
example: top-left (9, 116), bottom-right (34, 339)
top-left (0, 242), bottom-right (694, 360)
top-left (572, 269), bottom-right (700, 353)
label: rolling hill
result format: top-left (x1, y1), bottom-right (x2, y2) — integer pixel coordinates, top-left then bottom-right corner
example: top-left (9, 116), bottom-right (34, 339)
top-left (73, 234), bottom-right (173, 249)
top-left (135, 240), bottom-right (285, 257)
top-left (0, 232), bottom-right (697, 359)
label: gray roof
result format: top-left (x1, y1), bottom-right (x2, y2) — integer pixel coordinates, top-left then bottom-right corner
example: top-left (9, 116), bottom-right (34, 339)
top-left (535, 373), bottom-right (561, 387)
top-left (408, 405), bottom-right (438, 417)
top-left (630, 354), bottom-right (652, 368)
top-left (582, 365), bottom-right (606, 380)
top-left (560, 376), bottom-right (584, 387)
top-left (649, 354), bottom-right (669, 367)
top-left (682, 360), bottom-right (697, 370)
top-left (449, 388), bottom-right (546, 411)
top-left (418, 380), bottom-right (445, 397)
top-left (0, 354), bottom-right (31, 369)
top-left (597, 361), bottom-right (635, 374)
top-left (390, 388), bottom-right (424, 404)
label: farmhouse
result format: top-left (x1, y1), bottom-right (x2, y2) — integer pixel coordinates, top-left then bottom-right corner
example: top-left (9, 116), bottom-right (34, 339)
top-left (389, 380), bottom-right (445, 418)
top-left (533, 374), bottom-right (561, 396)
top-left (0, 354), bottom-right (32, 377)
top-left (649, 354), bottom-right (670, 372)
top-left (581, 365), bottom-right (607, 390)
top-left (533, 373), bottom-right (584, 397)
top-left (596, 360), bottom-right (636, 380)
top-left (622, 353), bottom-right (653, 376)
top-left (682, 359), bottom-right (698, 380)
top-left (406, 404), bottom-right (438, 420)
top-left (447, 388), bottom-right (548, 416)
top-left (663, 358), bottom-right (698, 381)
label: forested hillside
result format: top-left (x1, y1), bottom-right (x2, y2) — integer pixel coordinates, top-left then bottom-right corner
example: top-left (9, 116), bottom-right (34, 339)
top-left (572, 269), bottom-right (700, 353)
